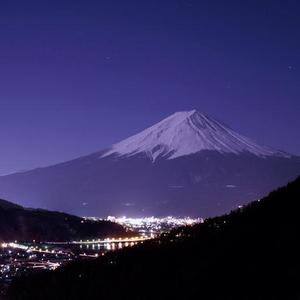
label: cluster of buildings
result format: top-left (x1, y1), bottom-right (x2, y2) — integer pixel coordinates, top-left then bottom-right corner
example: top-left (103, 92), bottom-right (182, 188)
top-left (106, 216), bottom-right (203, 235)
top-left (0, 242), bottom-right (73, 285)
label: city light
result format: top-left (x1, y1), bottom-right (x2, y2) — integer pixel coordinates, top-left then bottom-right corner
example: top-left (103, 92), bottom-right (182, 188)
top-left (1, 216), bottom-right (202, 284)
top-left (105, 216), bottom-right (203, 234)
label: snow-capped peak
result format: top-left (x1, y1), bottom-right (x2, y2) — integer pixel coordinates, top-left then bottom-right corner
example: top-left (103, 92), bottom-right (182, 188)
top-left (102, 110), bottom-right (289, 161)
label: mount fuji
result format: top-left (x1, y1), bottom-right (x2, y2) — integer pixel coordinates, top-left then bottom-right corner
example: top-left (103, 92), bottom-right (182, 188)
top-left (0, 110), bottom-right (299, 217)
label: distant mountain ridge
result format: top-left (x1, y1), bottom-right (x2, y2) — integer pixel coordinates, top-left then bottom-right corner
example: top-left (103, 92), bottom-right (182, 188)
top-left (0, 198), bottom-right (23, 210)
top-left (0, 198), bottom-right (129, 242)
top-left (0, 110), bottom-right (299, 217)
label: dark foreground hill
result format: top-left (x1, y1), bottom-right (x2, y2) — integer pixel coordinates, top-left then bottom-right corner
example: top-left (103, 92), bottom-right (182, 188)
top-left (8, 176), bottom-right (300, 300)
top-left (0, 199), bottom-right (129, 242)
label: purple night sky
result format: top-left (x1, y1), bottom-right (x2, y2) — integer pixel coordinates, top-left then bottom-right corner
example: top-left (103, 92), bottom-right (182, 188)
top-left (0, 0), bottom-right (299, 175)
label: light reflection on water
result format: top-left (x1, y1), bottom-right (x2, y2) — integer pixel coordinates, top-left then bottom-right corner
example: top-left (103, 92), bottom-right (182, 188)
top-left (74, 241), bottom-right (139, 254)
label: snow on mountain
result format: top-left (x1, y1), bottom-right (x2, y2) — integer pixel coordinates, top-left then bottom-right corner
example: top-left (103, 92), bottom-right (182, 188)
top-left (102, 110), bottom-right (289, 161)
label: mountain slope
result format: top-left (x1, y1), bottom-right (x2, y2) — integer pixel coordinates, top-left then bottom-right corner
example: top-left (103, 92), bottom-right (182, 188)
top-left (8, 177), bottom-right (300, 300)
top-left (0, 110), bottom-right (299, 217)
top-left (0, 198), bottom-right (129, 242)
